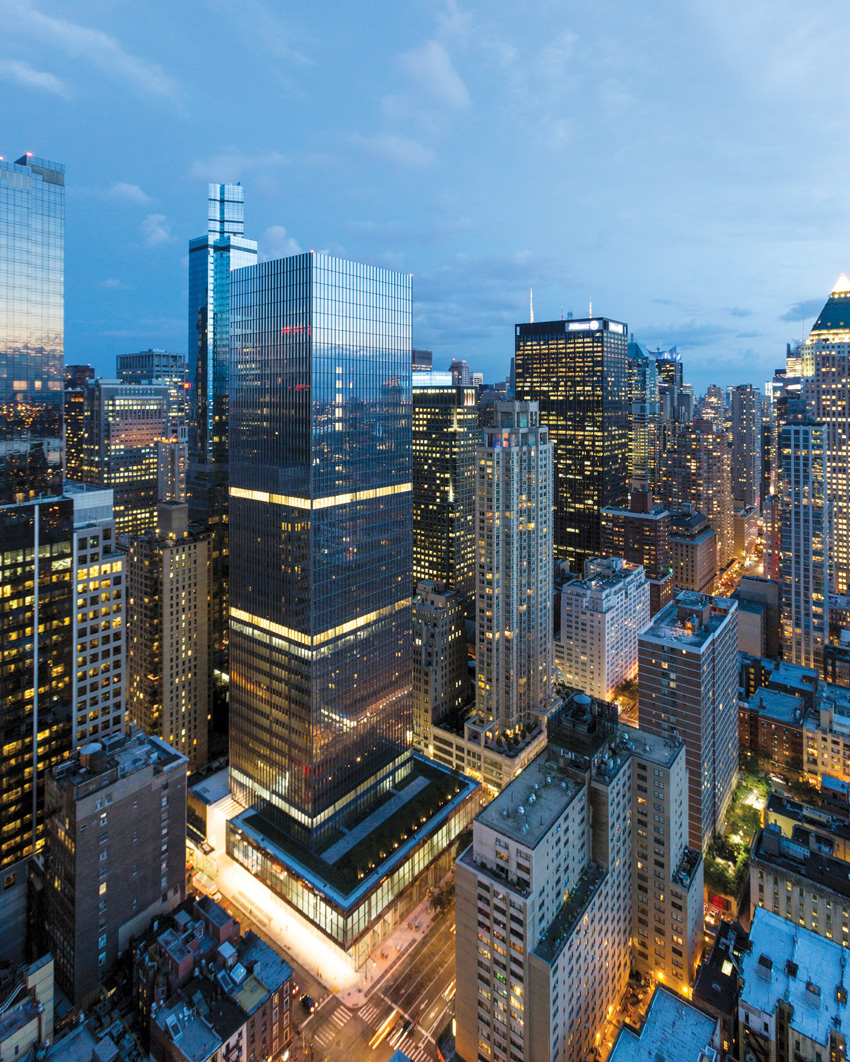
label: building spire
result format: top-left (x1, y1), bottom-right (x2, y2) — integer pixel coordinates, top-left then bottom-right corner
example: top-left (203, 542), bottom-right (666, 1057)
top-left (530, 287), bottom-right (534, 324)
top-left (589, 298), bottom-right (593, 317)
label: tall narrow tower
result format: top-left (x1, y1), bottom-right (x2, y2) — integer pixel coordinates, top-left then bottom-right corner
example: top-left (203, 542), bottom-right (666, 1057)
top-left (475, 401), bottom-right (554, 731)
top-left (187, 184), bottom-right (257, 653)
top-left (731, 384), bottom-right (762, 509)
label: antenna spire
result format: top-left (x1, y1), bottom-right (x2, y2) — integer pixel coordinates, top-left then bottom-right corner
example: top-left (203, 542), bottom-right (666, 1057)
top-left (530, 287), bottom-right (534, 324)
top-left (589, 298), bottom-right (593, 317)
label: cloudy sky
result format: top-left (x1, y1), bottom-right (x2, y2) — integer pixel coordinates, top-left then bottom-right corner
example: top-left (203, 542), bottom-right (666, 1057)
top-left (3, 0), bottom-right (849, 392)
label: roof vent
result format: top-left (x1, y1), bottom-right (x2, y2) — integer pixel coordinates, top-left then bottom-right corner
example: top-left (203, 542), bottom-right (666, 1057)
top-left (806, 981), bottom-right (822, 1008)
top-left (757, 954), bottom-right (773, 980)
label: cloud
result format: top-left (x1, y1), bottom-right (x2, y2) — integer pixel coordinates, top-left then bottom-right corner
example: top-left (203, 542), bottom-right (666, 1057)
top-left (349, 133), bottom-right (436, 168)
top-left (186, 149), bottom-right (288, 183)
top-left (398, 40), bottom-right (470, 110)
top-left (780, 297), bottom-right (824, 322)
top-left (0, 58), bottom-right (67, 95)
top-left (260, 225), bottom-right (302, 261)
top-left (4, 3), bottom-right (180, 100)
top-left (98, 278), bottom-right (129, 290)
top-left (728, 306), bottom-right (753, 318)
top-left (141, 214), bottom-right (173, 247)
top-left (109, 182), bottom-right (151, 205)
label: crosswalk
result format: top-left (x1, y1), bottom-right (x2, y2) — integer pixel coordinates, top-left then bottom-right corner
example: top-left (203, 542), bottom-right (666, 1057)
top-left (311, 1005), bottom-right (353, 1047)
top-left (389, 1037), bottom-right (430, 1062)
top-left (359, 1001), bottom-right (384, 1025)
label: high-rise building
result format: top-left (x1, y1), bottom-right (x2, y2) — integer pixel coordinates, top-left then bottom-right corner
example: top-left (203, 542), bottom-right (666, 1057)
top-left (66, 483), bottom-right (126, 748)
top-left (117, 349), bottom-right (188, 423)
top-left (627, 340), bottom-right (660, 488)
top-left (412, 348), bottom-right (433, 372)
top-left (556, 556), bottom-right (650, 700)
top-left (455, 696), bottom-right (703, 1062)
top-left (412, 580), bottom-right (470, 754)
top-left (668, 506), bottom-right (718, 594)
top-left (80, 378), bottom-right (171, 537)
top-left (731, 384), bottom-right (762, 509)
top-left (412, 374), bottom-right (477, 605)
top-left (1, 154), bottom-right (70, 872)
top-left (449, 358), bottom-right (471, 385)
top-left (660, 418), bottom-right (734, 567)
top-left (156, 424), bottom-right (188, 505)
top-left (64, 365), bottom-right (94, 481)
top-left (701, 384), bottom-right (725, 432)
top-left (800, 276), bottom-right (850, 596)
top-left (126, 503), bottom-right (211, 769)
top-left (225, 252), bottom-right (477, 964)
top-left (43, 730), bottom-right (188, 1005)
top-left (0, 155), bottom-right (64, 505)
top-left (476, 401), bottom-right (554, 732)
top-left (515, 317), bottom-right (629, 571)
top-left (600, 485), bottom-right (674, 616)
top-left (188, 184), bottom-right (257, 654)
top-left (780, 420), bottom-right (830, 671)
top-left (655, 351), bottom-right (683, 390)
top-left (639, 592), bottom-right (738, 851)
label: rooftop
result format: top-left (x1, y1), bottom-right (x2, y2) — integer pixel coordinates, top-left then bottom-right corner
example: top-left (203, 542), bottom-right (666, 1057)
top-left (753, 826), bottom-right (850, 902)
top-left (640, 593), bottom-right (735, 651)
top-left (51, 728), bottom-right (186, 801)
top-left (609, 985), bottom-right (717, 1062)
top-left (533, 863), bottom-right (606, 963)
top-left (740, 907), bottom-right (850, 1047)
top-left (693, 919), bottom-right (748, 1019)
top-left (477, 755), bottom-right (578, 848)
top-left (619, 724), bottom-right (684, 769)
top-left (745, 687), bottom-right (804, 725)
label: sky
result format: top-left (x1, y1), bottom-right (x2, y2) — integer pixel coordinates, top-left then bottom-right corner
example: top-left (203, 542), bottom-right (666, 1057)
top-left (3, 0), bottom-right (850, 394)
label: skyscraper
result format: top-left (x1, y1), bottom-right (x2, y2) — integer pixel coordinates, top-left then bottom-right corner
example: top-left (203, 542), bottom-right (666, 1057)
top-left (1, 154), bottom-right (70, 871)
top-left (0, 155), bottom-right (64, 505)
top-left (660, 418), bottom-right (734, 567)
top-left (225, 252), bottom-right (476, 963)
top-left (476, 401), bottom-right (554, 732)
top-left (801, 276), bottom-right (850, 594)
top-left (731, 384), bottom-right (762, 509)
top-left (412, 373), bottom-right (477, 606)
top-left (639, 592), bottom-right (739, 851)
top-left (627, 340), bottom-right (660, 488)
top-left (80, 378), bottom-right (171, 537)
top-left (188, 185), bottom-right (257, 653)
top-left (117, 349), bottom-right (188, 423)
top-left (515, 316), bottom-right (629, 571)
top-left (64, 364), bottom-right (94, 481)
top-left (780, 420), bottom-right (830, 671)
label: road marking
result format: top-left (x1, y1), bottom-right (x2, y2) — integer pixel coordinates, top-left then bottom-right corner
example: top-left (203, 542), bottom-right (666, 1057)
top-left (360, 1002), bottom-right (383, 1025)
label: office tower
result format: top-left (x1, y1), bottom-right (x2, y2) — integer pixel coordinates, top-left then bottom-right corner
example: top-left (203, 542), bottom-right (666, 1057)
top-left (80, 378), bottom-right (171, 537)
top-left (412, 580), bottom-right (471, 754)
top-left (515, 316), bottom-right (629, 571)
top-left (0, 155), bottom-right (64, 504)
top-left (225, 252), bottom-right (477, 963)
top-left (455, 696), bottom-right (703, 1062)
top-left (780, 421), bottom-right (830, 671)
top-left (126, 503), bottom-right (211, 768)
top-left (600, 485), bottom-right (674, 616)
top-left (43, 731), bottom-right (188, 1005)
top-left (660, 418), bottom-right (734, 567)
top-left (655, 350), bottom-right (683, 390)
top-left (701, 384), bottom-right (725, 431)
top-left (449, 358), bottom-right (471, 385)
top-left (1, 154), bottom-right (70, 872)
top-left (66, 483), bottom-right (126, 748)
top-left (156, 424), bottom-right (188, 504)
top-left (188, 184), bottom-right (257, 654)
top-left (556, 556), bottom-right (649, 700)
top-left (412, 348), bottom-right (433, 372)
top-left (668, 507), bottom-right (718, 593)
top-left (763, 493), bottom-right (782, 581)
top-left (734, 575), bottom-right (781, 659)
top-left (117, 349), bottom-right (188, 423)
top-left (733, 505), bottom-right (759, 561)
top-left (64, 365), bottom-right (94, 480)
top-left (639, 592), bottom-right (738, 850)
top-left (472, 371), bottom-right (484, 388)
top-left (800, 276), bottom-right (850, 595)
top-left (627, 340), bottom-right (660, 487)
top-left (412, 375), bottom-right (477, 606)
top-left (476, 401), bottom-right (554, 731)
top-left (731, 384), bottom-right (762, 508)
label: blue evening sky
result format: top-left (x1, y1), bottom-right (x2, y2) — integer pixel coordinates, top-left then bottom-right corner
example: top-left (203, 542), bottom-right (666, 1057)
top-left (2, 0), bottom-right (848, 393)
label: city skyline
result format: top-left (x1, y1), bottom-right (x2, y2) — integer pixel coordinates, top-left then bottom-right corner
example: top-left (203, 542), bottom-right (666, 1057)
top-left (3, 1), bottom-right (850, 392)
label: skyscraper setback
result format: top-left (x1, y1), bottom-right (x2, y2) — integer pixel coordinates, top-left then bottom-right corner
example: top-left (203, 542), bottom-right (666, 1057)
top-left (515, 316), bottom-right (629, 572)
top-left (188, 184), bottom-right (257, 652)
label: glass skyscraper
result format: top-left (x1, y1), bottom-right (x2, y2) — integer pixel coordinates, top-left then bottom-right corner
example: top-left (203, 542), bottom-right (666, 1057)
top-left (228, 253), bottom-right (413, 844)
top-left (1, 155), bottom-right (72, 870)
top-left (514, 316), bottom-right (629, 572)
top-left (188, 184), bottom-right (257, 652)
